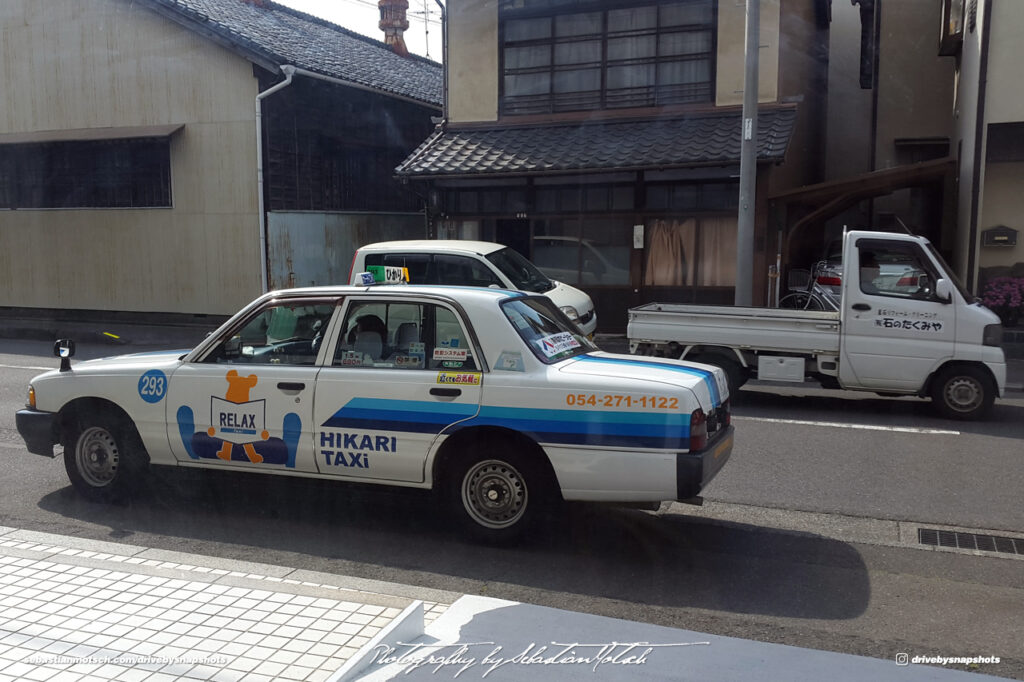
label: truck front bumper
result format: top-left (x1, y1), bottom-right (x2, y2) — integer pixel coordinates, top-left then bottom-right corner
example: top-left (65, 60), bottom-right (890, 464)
top-left (16, 409), bottom-right (58, 458)
top-left (677, 425), bottom-right (734, 499)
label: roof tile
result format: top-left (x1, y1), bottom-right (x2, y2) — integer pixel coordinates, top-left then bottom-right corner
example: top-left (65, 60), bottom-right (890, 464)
top-left (396, 108), bottom-right (797, 177)
top-left (148, 0), bottom-right (442, 106)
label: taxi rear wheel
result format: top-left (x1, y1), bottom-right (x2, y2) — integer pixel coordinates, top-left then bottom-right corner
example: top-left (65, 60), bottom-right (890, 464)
top-left (64, 414), bottom-right (144, 502)
top-left (446, 444), bottom-right (554, 543)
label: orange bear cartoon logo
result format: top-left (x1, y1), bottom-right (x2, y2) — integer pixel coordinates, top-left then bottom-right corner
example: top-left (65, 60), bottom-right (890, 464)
top-left (224, 369), bottom-right (259, 404)
top-left (206, 370), bottom-right (268, 463)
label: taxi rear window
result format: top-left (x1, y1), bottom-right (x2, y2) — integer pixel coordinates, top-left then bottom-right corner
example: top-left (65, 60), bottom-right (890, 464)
top-left (501, 297), bottom-right (596, 364)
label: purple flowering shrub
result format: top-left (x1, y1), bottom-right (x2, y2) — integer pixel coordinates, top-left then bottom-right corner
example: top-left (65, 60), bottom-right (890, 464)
top-left (981, 276), bottom-right (1024, 326)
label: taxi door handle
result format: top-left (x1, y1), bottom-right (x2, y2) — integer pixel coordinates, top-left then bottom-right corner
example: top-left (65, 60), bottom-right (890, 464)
top-left (277, 382), bottom-right (305, 391)
top-left (430, 388), bottom-right (461, 397)
top-left (851, 303), bottom-right (871, 311)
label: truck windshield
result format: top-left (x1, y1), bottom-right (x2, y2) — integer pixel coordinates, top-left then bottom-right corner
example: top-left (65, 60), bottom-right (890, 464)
top-left (486, 248), bottom-right (555, 293)
top-left (501, 297), bottom-right (596, 364)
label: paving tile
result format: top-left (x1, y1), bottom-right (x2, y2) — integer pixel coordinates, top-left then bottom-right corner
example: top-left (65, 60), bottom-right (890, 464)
top-left (114, 667), bottom-right (154, 682)
top-left (0, 534), bottom-right (411, 682)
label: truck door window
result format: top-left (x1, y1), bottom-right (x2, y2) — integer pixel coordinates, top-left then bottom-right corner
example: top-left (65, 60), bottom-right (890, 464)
top-left (859, 243), bottom-right (935, 299)
top-left (333, 301), bottom-right (477, 371)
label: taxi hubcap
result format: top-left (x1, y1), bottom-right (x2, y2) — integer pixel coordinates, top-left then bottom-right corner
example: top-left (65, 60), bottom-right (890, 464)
top-left (76, 427), bottom-right (119, 487)
top-left (462, 459), bottom-right (527, 529)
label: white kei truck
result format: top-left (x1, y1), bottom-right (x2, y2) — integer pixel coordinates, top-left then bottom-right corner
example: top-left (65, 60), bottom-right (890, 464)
top-left (628, 230), bottom-right (1007, 420)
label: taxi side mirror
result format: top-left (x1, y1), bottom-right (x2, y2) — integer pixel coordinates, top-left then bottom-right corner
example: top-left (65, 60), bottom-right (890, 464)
top-left (54, 339), bottom-right (76, 372)
top-left (934, 278), bottom-right (953, 304)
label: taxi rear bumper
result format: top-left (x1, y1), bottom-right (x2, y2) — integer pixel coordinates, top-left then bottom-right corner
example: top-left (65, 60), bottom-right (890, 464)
top-left (677, 425), bottom-right (733, 499)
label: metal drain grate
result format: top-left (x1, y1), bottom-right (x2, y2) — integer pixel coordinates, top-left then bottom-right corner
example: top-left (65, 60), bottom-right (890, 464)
top-left (918, 528), bottom-right (1023, 555)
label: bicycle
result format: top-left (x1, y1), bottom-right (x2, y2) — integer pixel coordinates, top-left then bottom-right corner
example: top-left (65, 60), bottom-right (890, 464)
top-left (779, 260), bottom-right (841, 311)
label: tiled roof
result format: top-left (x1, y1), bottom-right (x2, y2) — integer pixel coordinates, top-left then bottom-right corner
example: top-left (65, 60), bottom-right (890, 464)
top-left (145, 0), bottom-right (442, 107)
top-left (396, 107), bottom-right (798, 177)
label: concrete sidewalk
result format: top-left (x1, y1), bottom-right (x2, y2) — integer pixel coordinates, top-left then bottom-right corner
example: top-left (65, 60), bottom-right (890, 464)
top-left (0, 526), bottom-right (1007, 682)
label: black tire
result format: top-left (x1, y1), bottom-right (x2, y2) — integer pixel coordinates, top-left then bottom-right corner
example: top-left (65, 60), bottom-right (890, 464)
top-left (929, 365), bottom-right (996, 421)
top-left (445, 440), bottom-right (556, 544)
top-left (63, 412), bottom-right (146, 502)
top-left (779, 292), bottom-right (823, 310)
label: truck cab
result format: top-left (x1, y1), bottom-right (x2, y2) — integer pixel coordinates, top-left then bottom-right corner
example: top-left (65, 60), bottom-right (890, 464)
top-left (627, 230), bottom-right (1006, 420)
top-left (837, 232), bottom-right (1005, 416)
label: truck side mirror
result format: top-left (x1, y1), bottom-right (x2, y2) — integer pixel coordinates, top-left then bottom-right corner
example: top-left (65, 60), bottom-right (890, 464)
top-left (934, 278), bottom-right (953, 304)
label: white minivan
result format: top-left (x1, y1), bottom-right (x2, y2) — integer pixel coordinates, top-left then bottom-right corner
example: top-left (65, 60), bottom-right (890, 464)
top-left (349, 240), bottom-right (599, 335)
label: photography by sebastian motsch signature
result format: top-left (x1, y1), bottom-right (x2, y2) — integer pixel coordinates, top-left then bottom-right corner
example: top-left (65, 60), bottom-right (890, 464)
top-left (369, 639), bottom-right (712, 677)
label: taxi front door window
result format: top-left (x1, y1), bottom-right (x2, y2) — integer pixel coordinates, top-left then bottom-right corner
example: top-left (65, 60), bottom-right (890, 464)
top-left (206, 302), bottom-right (334, 365)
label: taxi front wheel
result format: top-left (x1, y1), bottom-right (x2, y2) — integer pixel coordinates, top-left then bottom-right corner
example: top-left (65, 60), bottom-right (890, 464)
top-left (64, 413), bottom-right (146, 502)
top-left (446, 444), bottom-right (555, 543)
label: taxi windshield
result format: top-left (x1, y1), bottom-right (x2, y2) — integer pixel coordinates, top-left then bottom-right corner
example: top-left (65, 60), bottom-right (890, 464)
top-left (501, 297), bottom-right (596, 364)
top-left (486, 247), bottom-right (555, 293)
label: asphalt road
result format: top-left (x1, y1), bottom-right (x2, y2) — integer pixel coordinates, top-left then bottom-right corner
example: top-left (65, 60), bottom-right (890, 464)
top-left (2, 339), bottom-right (1023, 679)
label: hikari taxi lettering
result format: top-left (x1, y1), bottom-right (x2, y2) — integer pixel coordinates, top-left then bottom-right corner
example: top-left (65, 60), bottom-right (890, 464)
top-left (319, 431), bottom-right (400, 470)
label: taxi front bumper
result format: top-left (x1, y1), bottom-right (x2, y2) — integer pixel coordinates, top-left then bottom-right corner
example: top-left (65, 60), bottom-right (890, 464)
top-left (677, 425), bottom-right (733, 499)
top-left (16, 409), bottom-right (58, 458)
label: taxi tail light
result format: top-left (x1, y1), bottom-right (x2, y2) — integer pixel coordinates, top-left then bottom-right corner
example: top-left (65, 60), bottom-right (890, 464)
top-left (721, 399), bottom-right (731, 427)
top-left (816, 275), bottom-right (842, 287)
top-left (689, 409), bottom-right (707, 451)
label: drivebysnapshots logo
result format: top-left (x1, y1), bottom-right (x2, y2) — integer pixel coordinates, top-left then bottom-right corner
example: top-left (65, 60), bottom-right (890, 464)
top-left (895, 652), bottom-right (1001, 667)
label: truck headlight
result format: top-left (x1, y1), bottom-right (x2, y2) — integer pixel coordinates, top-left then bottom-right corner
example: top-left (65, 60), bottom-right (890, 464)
top-left (983, 323), bottom-right (1003, 348)
top-left (27, 385), bottom-right (36, 410)
top-left (560, 305), bottom-right (580, 321)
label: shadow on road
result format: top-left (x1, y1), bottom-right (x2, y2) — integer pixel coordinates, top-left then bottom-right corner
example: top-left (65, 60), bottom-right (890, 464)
top-left (37, 466), bottom-right (871, 623)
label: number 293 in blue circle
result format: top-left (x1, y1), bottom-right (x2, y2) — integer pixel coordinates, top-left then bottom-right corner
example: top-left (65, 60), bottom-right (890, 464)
top-left (138, 369), bottom-right (167, 403)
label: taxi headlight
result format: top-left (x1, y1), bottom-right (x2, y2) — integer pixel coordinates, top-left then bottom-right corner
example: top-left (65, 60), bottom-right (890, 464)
top-left (560, 305), bottom-right (580, 321)
top-left (27, 385), bottom-right (36, 410)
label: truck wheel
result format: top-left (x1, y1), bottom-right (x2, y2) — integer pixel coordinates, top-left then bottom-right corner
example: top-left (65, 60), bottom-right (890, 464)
top-left (64, 413), bottom-right (145, 502)
top-left (446, 442), bottom-right (555, 543)
top-left (930, 366), bottom-right (995, 420)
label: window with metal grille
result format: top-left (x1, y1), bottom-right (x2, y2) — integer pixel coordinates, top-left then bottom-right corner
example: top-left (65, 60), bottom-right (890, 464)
top-left (500, 0), bottom-right (715, 115)
top-left (0, 138), bottom-right (171, 209)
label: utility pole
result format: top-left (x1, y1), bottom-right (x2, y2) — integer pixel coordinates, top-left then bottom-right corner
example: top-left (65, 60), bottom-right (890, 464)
top-left (735, 0), bottom-right (759, 306)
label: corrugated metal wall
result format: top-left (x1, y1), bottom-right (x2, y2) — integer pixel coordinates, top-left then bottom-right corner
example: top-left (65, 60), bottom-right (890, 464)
top-left (267, 212), bottom-right (426, 289)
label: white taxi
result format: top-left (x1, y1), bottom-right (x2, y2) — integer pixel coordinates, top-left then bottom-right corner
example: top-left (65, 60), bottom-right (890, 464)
top-left (16, 284), bottom-right (733, 542)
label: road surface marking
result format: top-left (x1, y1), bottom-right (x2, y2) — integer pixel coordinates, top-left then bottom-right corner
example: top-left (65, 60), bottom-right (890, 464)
top-left (0, 363), bottom-right (52, 371)
top-left (732, 415), bottom-right (959, 435)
